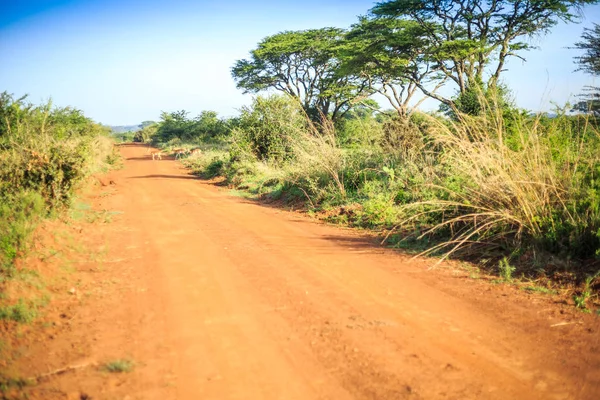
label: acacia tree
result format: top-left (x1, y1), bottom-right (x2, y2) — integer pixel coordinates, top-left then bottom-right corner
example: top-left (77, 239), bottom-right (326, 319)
top-left (231, 28), bottom-right (368, 122)
top-left (370, 0), bottom-right (598, 112)
top-left (572, 23), bottom-right (600, 115)
top-left (342, 17), bottom-right (445, 119)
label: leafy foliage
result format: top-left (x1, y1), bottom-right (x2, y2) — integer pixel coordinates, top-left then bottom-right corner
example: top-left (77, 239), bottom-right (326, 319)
top-left (574, 23), bottom-right (600, 75)
top-left (154, 110), bottom-right (231, 143)
top-left (370, 0), bottom-right (598, 111)
top-left (230, 95), bottom-right (308, 163)
top-left (342, 17), bottom-right (437, 118)
top-left (232, 28), bottom-right (369, 122)
top-left (0, 92), bottom-right (115, 308)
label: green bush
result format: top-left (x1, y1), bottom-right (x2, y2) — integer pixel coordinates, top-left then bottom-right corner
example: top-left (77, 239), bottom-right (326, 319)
top-left (154, 110), bottom-right (232, 143)
top-left (0, 92), bottom-right (116, 322)
top-left (337, 114), bottom-right (384, 147)
top-left (231, 95), bottom-right (308, 163)
top-left (0, 299), bottom-right (38, 323)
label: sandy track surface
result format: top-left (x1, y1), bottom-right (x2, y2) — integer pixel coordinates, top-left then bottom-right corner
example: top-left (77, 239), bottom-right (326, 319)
top-left (11, 144), bottom-right (600, 399)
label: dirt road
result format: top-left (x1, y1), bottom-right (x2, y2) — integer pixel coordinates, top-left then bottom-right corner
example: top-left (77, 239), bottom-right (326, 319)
top-left (14, 144), bottom-right (600, 399)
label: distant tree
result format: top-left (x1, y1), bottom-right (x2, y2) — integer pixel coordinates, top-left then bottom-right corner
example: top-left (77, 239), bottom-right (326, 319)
top-left (132, 131), bottom-right (144, 142)
top-left (370, 0), bottom-right (598, 113)
top-left (153, 110), bottom-right (231, 142)
top-left (139, 120), bottom-right (156, 129)
top-left (231, 28), bottom-right (369, 122)
top-left (572, 23), bottom-right (600, 116)
top-left (574, 23), bottom-right (600, 75)
top-left (133, 123), bottom-right (158, 143)
top-left (193, 111), bottom-right (230, 138)
top-left (572, 88), bottom-right (600, 116)
top-left (155, 110), bottom-right (193, 142)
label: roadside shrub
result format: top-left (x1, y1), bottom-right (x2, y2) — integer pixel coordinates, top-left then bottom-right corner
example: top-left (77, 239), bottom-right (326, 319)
top-left (285, 118), bottom-right (347, 204)
top-left (154, 110), bottom-right (232, 144)
top-left (337, 114), bottom-right (384, 147)
top-left (230, 95), bottom-right (308, 163)
top-left (356, 181), bottom-right (398, 228)
top-left (0, 143), bottom-right (88, 209)
top-left (0, 92), bottom-right (116, 318)
top-left (381, 117), bottom-right (424, 153)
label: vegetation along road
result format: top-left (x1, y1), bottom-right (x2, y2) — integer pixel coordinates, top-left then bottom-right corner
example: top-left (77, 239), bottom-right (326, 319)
top-left (9, 143), bottom-right (596, 399)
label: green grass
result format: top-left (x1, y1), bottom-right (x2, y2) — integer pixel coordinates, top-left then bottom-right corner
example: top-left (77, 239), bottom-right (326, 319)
top-left (498, 257), bottom-right (516, 282)
top-left (522, 286), bottom-right (557, 295)
top-left (388, 235), bottom-right (438, 255)
top-left (69, 201), bottom-right (121, 223)
top-left (573, 273), bottom-right (599, 312)
top-left (0, 299), bottom-right (38, 323)
top-left (228, 189), bottom-right (259, 200)
top-left (0, 374), bottom-right (32, 393)
top-left (101, 359), bottom-right (135, 373)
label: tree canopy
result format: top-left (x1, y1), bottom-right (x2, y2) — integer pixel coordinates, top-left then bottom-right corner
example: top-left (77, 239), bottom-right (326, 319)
top-left (370, 0), bottom-right (598, 111)
top-left (231, 28), bottom-right (368, 122)
top-left (232, 0), bottom-right (598, 119)
top-left (342, 17), bottom-right (442, 118)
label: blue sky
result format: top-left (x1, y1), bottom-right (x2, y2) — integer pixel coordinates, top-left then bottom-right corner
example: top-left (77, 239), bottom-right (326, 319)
top-left (1, 0), bottom-right (599, 125)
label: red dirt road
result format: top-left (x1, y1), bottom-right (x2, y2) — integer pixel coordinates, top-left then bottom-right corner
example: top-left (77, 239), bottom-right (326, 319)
top-left (11, 144), bottom-right (600, 399)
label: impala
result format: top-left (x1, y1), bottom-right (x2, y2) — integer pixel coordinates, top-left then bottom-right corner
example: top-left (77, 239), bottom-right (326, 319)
top-left (173, 148), bottom-right (190, 159)
top-left (149, 150), bottom-right (162, 160)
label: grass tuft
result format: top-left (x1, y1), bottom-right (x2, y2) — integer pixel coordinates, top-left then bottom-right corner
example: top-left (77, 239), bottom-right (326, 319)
top-left (101, 359), bottom-right (135, 373)
top-left (0, 299), bottom-right (38, 323)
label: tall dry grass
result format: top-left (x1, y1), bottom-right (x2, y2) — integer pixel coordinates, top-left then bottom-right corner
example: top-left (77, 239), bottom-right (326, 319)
top-left (398, 105), bottom-right (600, 262)
top-left (287, 116), bottom-right (347, 201)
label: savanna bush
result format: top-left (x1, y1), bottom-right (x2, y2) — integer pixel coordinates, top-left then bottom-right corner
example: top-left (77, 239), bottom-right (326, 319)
top-left (154, 110), bottom-right (233, 144)
top-left (230, 95), bottom-right (308, 163)
top-left (336, 114), bottom-right (384, 147)
top-left (0, 92), bottom-right (115, 272)
top-left (381, 117), bottom-right (424, 152)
